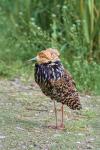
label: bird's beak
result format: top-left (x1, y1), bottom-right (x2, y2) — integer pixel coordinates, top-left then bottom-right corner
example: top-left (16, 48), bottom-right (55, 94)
top-left (28, 56), bottom-right (37, 62)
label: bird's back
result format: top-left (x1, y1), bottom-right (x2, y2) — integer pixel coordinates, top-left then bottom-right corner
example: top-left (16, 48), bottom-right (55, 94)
top-left (34, 61), bottom-right (82, 110)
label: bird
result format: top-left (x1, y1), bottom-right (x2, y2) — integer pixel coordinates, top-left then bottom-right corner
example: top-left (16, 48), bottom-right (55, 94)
top-left (28, 48), bottom-right (82, 129)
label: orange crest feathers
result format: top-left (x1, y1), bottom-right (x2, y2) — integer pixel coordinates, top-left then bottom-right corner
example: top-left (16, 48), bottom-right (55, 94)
top-left (37, 48), bottom-right (60, 64)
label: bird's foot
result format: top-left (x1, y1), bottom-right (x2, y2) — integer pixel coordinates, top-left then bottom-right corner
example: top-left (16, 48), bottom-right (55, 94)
top-left (47, 124), bottom-right (65, 130)
top-left (58, 123), bottom-right (65, 129)
top-left (47, 125), bottom-right (58, 129)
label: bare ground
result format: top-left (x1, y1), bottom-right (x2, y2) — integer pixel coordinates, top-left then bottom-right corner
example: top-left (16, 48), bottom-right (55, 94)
top-left (0, 78), bottom-right (100, 150)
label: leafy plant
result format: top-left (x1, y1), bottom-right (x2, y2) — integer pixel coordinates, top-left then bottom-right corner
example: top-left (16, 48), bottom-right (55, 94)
top-left (79, 0), bottom-right (100, 62)
top-left (0, 0), bottom-right (100, 94)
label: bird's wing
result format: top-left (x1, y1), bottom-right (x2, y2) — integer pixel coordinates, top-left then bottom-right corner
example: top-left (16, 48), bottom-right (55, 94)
top-left (49, 69), bottom-right (77, 98)
top-left (50, 69), bottom-right (76, 88)
top-left (49, 69), bottom-right (81, 109)
top-left (63, 69), bottom-right (76, 87)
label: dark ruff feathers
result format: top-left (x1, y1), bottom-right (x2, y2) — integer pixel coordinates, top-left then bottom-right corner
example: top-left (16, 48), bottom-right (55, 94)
top-left (35, 61), bottom-right (82, 110)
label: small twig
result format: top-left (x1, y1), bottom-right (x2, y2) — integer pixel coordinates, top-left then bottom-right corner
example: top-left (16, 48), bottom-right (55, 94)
top-left (0, 89), bottom-right (40, 93)
top-left (25, 107), bottom-right (48, 112)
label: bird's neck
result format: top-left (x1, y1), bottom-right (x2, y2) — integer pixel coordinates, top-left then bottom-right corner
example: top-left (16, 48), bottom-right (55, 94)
top-left (35, 61), bottom-right (64, 81)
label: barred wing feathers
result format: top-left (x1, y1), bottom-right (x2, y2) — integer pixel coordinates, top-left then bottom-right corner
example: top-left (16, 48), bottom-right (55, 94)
top-left (34, 61), bottom-right (82, 110)
top-left (50, 70), bottom-right (82, 110)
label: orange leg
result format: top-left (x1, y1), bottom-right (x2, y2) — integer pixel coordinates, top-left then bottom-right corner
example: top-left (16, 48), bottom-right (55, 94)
top-left (60, 104), bottom-right (65, 128)
top-left (48, 100), bottom-right (58, 129)
top-left (54, 100), bottom-right (58, 128)
top-left (48, 102), bottom-right (65, 130)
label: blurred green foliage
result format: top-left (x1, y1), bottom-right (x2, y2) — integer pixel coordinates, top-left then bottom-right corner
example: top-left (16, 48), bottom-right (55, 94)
top-left (0, 0), bottom-right (100, 93)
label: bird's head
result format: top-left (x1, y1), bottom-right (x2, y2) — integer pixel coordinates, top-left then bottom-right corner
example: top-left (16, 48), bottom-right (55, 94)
top-left (28, 48), bottom-right (60, 64)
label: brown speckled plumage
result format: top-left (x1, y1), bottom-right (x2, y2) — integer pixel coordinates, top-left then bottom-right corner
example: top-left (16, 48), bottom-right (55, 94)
top-left (35, 60), bottom-right (82, 110)
top-left (30, 48), bottom-right (82, 128)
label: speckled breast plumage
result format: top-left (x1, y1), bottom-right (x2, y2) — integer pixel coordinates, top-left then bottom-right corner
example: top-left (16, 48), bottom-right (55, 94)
top-left (34, 61), bottom-right (82, 110)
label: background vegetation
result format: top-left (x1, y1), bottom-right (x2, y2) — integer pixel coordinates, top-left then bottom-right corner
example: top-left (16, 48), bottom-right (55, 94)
top-left (0, 0), bottom-right (100, 94)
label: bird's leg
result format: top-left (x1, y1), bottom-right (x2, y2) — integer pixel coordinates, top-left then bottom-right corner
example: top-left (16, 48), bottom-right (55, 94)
top-left (55, 104), bottom-right (65, 129)
top-left (60, 104), bottom-right (65, 128)
top-left (61, 104), bottom-right (64, 126)
top-left (47, 102), bottom-right (65, 130)
top-left (48, 100), bottom-right (58, 129)
top-left (54, 100), bottom-right (58, 128)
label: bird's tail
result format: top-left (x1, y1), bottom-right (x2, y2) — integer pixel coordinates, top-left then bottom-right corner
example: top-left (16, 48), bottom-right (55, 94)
top-left (66, 93), bottom-right (82, 110)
